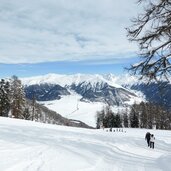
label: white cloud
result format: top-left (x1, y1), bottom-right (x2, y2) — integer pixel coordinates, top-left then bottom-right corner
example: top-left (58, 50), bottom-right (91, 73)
top-left (0, 0), bottom-right (141, 64)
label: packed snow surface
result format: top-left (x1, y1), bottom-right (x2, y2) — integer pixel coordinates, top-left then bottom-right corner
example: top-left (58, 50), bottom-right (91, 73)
top-left (0, 117), bottom-right (171, 171)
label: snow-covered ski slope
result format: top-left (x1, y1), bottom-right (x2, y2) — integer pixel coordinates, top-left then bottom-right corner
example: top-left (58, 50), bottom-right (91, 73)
top-left (0, 117), bottom-right (171, 171)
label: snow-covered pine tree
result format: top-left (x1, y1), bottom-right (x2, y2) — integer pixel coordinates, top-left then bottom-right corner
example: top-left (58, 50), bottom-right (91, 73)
top-left (10, 75), bottom-right (26, 119)
top-left (0, 79), bottom-right (10, 117)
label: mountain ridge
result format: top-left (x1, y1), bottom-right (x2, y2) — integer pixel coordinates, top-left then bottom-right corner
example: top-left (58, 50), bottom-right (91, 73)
top-left (22, 73), bottom-right (142, 106)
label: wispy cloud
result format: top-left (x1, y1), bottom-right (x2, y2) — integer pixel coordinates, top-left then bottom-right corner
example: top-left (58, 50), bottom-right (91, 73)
top-left (0, 0), bottom-right (140, 64)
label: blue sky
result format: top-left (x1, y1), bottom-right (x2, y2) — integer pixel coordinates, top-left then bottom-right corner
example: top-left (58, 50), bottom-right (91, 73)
top-left (0, 61), bottom-right (124, 77)
top-left (0, 56), bottom-right (139, 77)
top-left (0, 0), bottom-right (142, 77)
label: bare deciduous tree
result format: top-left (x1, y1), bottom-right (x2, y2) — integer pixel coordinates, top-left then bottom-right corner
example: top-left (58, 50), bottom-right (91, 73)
top-left (127, 0), bottom-right (171, 81)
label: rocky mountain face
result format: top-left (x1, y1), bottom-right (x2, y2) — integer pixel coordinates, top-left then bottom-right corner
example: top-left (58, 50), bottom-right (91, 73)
top-left (25, 84), bottom-right (70, 101)
top-left (69, 82), bottom-right (137, 106)
top-left (126, 81), bottom-right (171, 108)
top-left (23, 74), bottom-right (139, 106)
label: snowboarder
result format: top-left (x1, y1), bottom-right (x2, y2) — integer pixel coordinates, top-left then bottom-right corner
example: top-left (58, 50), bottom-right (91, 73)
top-left (145, 132), bottom-right (151, 147)
top-left (150, 134), bottom-right (155, 149)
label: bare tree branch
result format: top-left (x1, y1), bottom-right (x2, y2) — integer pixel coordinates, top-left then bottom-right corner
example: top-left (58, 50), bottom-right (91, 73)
top-left (127, 0), bottom-right (171, 81)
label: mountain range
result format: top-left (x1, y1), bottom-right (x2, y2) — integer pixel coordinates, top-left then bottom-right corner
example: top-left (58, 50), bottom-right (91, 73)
top-left (21, 73), bottom-right (171, 126)
top-left (22, 73), bottom-right (143, 106)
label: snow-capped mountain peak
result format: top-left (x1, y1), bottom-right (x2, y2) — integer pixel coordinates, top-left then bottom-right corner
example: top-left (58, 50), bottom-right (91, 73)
top-left (22, 73), bottom-right (144, 106)
top-left (22, 73), bottom-right (124, 88)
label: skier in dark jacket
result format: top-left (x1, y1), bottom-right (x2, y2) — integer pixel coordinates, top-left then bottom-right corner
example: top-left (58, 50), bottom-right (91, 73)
top-left (145, 132), bottom-right (151, 147)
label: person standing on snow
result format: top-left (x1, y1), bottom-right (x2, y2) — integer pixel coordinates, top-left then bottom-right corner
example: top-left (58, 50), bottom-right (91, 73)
top-left (150, 134), bottom-right (155, 149)
top-left (145, 132), bottom-right (151, 147)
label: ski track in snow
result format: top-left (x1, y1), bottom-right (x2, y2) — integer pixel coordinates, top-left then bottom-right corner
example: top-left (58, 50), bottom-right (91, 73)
top-left (0, 117), bottom-right (171, 171)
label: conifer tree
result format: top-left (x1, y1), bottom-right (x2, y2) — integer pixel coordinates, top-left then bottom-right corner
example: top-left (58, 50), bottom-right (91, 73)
top-left (123, 112), bottom-right (129, 128)
top-left (0, 79), bottom-right (10, 117)
top-left (96, 108), bottom-right (105, 128)
top-left (115, 113), bottom-right (122, 128)
top-left (129, 105), bottom-right (139, 128)
top-left (139, 102), bottom-right (148, 128)
top-left (10, 76), bottom-right (26, 118)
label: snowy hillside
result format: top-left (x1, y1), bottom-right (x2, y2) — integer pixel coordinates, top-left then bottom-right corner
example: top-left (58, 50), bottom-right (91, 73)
top-left (0, 117), bottom-right (171, 171)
